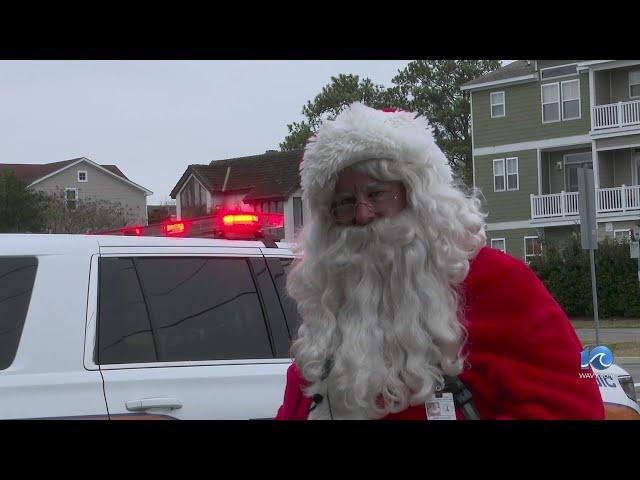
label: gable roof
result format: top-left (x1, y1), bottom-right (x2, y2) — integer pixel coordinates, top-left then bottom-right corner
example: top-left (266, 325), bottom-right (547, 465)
top-left (461, 60), bottom-right (537, 90)
top-left (170, 149), bottom-right (304, 201)
top-left (1, 157), bottom-right (130, 184)
top-left (0, 157), bottom-right (152, 195)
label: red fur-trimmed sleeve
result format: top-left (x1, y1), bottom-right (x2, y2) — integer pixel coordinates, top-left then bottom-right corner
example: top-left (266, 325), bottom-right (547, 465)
top-left (462, 248), bottom-right (605, 420)
top-left (275, 363), bottom-right (313, 420)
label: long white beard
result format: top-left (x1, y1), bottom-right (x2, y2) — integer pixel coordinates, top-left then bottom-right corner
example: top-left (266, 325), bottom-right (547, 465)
top-left (288, 210), bottom-right (467, 420)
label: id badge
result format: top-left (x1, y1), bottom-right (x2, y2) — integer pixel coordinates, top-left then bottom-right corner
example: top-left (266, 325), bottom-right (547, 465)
top-left (425, 392), bottom-right (456, 420)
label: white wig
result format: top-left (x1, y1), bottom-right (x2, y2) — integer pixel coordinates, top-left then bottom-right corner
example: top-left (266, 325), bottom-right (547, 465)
top-left (288, 102), bottom-right (486, 419)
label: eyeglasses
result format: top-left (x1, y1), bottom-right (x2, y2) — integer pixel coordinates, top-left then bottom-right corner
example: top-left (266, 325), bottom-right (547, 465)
top-left (330, 185), bottom-right (403, 224)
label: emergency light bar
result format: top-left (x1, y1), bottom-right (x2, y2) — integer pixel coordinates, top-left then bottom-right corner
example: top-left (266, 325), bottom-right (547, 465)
top-left (91, 210), bottom-right (284, 240)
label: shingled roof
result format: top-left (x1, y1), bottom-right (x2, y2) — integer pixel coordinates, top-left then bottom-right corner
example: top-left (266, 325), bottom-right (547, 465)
top-left (0, 157), bottom-right (129, 185)
top-left (170, 149), bottom-right (304, 201)
top-left (461, 60), bottom-right (537, 89)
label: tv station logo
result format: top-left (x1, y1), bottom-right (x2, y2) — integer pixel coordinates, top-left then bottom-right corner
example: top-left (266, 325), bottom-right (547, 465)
top-left (581, 346), bottom-right (614, 371)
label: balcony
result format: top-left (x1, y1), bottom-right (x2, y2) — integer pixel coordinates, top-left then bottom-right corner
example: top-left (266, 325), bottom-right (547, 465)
top-left (591, 100), bottom-right (640, 130)
top-left (531, 185), bottom-right (640, 219)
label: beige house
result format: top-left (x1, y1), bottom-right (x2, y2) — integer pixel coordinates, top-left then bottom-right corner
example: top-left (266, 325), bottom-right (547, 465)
top-left (0, 157), bottom-right (152, 226)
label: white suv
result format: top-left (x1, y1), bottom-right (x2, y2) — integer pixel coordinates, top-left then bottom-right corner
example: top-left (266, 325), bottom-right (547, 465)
top-left (4, 233), bottom-right (637, 420)
top-left (0, 234), bottom-right (298, 419)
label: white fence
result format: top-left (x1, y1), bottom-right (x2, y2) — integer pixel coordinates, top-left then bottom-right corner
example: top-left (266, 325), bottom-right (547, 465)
top-left (530, 191), bottom-right (579, 218)
top-left (531, 185), bottom-right (640, 218)
top-left (592, 100), bottom-right (640, 130)
top-left (598, 185), bottom-right (640, 212)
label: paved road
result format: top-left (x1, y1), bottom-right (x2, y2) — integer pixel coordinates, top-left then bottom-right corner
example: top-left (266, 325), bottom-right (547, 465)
top-left (575, 328), bottom-right (640, 344)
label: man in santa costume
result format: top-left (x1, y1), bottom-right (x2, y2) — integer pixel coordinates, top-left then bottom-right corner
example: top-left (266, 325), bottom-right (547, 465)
top-left (275, 102), bottom-right (604, 420)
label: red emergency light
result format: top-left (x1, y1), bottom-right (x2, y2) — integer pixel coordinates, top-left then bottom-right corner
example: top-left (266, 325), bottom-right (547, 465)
top-left (162, 220), bottom-right (190, 236)
top-left (261, 213), bottom-right (285, 229)
top-left (215, 210), bottom-right (284, 239)
top-left (120, 226), bottom-right (145, 236)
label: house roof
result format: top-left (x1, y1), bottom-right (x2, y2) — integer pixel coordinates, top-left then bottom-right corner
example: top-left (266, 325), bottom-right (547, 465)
top-left (170, 149), bottom-right (304, 201)
top-left (461, 60), bottom-right (537, 89)
top-left (0, 157), bottom-right (130, 185)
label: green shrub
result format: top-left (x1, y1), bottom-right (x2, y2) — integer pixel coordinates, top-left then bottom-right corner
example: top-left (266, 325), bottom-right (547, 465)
top-left (529, 234), bottom-right (640, 318)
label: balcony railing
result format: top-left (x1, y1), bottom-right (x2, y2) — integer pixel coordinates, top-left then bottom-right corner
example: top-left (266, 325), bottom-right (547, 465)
top-left (592, 100), bottom-right (640, 130)
top-left (598, 185), bottom-right (640, 212)
top-left (531, 191), bottom-right (579, 218)
top-left (530, 185), bottom-right (640, 219)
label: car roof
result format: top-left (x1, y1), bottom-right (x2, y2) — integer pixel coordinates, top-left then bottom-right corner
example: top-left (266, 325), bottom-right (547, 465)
top-left (0, 234), bottom-right (296, 255)
top-left (0, 234), bottom-right (101, 256)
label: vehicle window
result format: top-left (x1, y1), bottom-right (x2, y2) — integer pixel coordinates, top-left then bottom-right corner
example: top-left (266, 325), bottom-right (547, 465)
top-left (98, 257), bottom-right (274, 364)
top-left (98, 258), bottom-right (157, 364)
top-left (248, 257), bottom-right (290, 358)
top-left (266, 257), bottom-right (300, 340)
top-left (0, 257), bottom-right (38, 370)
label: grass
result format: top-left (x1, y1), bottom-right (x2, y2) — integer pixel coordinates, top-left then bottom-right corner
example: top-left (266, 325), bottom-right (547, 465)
top-left (570, 318), bottom-right (640, 329)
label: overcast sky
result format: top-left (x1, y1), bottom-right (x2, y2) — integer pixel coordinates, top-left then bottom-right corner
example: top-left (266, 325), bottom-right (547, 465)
top-left (0, 60), bottom-right (507, 204)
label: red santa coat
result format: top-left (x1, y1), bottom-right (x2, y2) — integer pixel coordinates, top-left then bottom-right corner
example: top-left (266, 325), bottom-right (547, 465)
top-left (275, 246), bottom-right (605, 420)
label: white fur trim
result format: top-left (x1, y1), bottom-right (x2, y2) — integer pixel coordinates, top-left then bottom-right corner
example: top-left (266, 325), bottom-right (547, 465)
top-left (300, 102), bottom-right (452, 211)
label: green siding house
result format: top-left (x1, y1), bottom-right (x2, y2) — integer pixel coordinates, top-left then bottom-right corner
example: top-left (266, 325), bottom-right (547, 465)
top-left (462, 60), bottom-right (640, 262)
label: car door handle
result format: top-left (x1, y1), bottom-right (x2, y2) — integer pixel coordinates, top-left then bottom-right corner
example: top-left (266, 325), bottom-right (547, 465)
top-left (125, 398), bottom-right (183, 412)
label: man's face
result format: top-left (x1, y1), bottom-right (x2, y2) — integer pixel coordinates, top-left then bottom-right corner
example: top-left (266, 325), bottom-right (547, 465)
top-left (331, 167), bottom-right (407, 226)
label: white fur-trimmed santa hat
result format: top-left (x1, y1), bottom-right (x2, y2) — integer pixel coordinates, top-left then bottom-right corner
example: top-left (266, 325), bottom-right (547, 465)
top-left (300, 102), bottom-right (453, 213)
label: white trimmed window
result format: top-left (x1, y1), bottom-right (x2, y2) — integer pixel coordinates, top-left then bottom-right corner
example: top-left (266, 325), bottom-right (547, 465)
top-left (77, 170), bottom-right (88, 182)
top-left (65, 188), bottom-right (78, 210)
top-left (490, 91), bottom-right (505, 118)
top-left (524, 236), bottom-right (541, 264)
top-left (506, 157), bottom-right (519, 190)
top-left (541, 83), bottom-right (560, 122)
top-left (630, 70), bottom-right (640, 99)
top-left (493, 159), bottom-right (505, 191)
top-left (561, 79), bottom-right (580, 120)
top-left (491, 238), bottom-right (506, 253)
top-left (493, 158), bottom-right (519, 192)
top-left (614, 229), bottom-right (631, 243)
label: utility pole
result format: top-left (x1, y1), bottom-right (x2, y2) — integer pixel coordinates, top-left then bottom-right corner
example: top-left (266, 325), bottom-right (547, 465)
top-left (578, 168), bottom-right (600, 346)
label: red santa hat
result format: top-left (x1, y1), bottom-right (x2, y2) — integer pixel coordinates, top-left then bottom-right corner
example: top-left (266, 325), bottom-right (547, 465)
top-left (300, 102), bottom-right (453, 213)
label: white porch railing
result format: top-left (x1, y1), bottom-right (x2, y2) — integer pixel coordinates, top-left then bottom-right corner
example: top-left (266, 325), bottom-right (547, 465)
top-left (530, 191), bottom-right (579, 218)
top-left (592, 100), bottom-right (640, 130)
top-left (530, 185), bottom-right (640, 219)
top-left (598, 185), bottom-right (640, 212)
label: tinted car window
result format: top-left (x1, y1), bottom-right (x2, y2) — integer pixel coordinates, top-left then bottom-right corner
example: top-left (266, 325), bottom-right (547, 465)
top-left (0, 257), bottom-right (38, 370)
top-left (98, 258), bottom-right (157, 365)
top-left (248, 257), bottom-right (290, 358)
top-left (98, 257), bottom-right (273, 364)
top-left (266, 257), bottom-right (299, 339)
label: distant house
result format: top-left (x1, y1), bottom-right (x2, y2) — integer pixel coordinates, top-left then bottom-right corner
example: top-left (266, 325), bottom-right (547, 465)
top-left (170, 150), bottom-right (305, 242)
top-left (0, 157), bottom-right (152, 226)
top-left (462, 60), bottom-right (640, 261)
